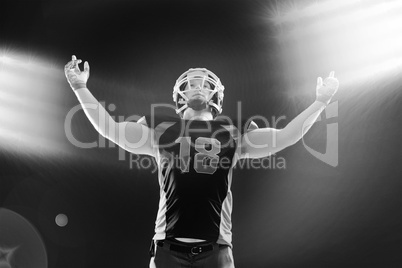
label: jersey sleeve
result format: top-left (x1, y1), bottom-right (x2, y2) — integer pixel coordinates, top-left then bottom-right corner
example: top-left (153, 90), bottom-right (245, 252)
top-left (227, 118), bottom-right (258, 135)
top-left (136, 116), bottom-right (147, 126)
top-left (246, 120), bottom-right (259, 131)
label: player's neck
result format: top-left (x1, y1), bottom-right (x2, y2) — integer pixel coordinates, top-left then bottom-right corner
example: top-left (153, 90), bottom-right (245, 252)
top-left (182, 107), bottom-right (213, 121)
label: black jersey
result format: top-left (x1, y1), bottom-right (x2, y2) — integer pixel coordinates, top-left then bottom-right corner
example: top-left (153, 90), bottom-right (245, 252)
top-left (144, 115), bottom-right (251, 246)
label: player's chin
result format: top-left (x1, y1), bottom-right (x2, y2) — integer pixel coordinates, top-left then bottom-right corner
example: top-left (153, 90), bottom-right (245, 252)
top-left (187, 97), bottom-right (208, 111)
top-left (189, 96), bottom-right (207, 104)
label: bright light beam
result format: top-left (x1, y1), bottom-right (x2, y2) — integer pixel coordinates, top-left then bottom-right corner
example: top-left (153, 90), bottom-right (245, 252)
top-left (278, 1), bottom-right (402, 41)
top-left (0, 51), bottom-right (67, 156)
top-left (269, 0), bottom-right (363, 25)
top-left (273, 0), bottom-right (402, 95)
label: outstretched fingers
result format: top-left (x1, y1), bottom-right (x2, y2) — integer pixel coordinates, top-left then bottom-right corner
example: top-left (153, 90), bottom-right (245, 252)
top-left (329, 71), bottom-right (335, 78)
top-left (64, 55), bottom-right (90, 89)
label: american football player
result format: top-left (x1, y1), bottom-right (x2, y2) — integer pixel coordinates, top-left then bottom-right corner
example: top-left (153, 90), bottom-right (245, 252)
top-left (65, 55), bottom-right (339, 268)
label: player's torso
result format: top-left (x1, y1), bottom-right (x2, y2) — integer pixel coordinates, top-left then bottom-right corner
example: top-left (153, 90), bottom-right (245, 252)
top-left (149, 116), bottom-right (240, 241)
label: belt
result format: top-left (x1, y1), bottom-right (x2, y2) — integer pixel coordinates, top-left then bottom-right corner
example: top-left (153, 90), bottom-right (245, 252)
top-left (156, 240), bottom-right (224, 255)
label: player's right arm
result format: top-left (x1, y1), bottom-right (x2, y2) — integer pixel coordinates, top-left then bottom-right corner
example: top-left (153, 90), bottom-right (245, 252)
top-left (64, 55), bottom-right (155, 156)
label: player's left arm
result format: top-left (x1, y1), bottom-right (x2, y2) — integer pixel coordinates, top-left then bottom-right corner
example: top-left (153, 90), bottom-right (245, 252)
top-left (240, 71), bottom-right (339, 159)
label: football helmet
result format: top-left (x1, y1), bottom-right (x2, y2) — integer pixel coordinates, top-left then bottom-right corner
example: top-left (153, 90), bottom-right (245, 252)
top-left (172, 68), bottom-right (225, 118)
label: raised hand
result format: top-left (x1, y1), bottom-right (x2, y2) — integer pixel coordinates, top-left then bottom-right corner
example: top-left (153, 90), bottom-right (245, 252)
top-left (316, 71), bottom-right (339, 104)
top-left (64, 55), bottom-right (90, 90)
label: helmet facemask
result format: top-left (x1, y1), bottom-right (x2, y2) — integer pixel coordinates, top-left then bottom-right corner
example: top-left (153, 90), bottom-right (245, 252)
top-left (173, 68), bottom-right (224, 118)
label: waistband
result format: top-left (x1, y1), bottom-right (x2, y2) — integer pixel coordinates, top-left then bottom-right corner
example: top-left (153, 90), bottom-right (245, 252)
top-left (156, 238), bottom-right (227, 255)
